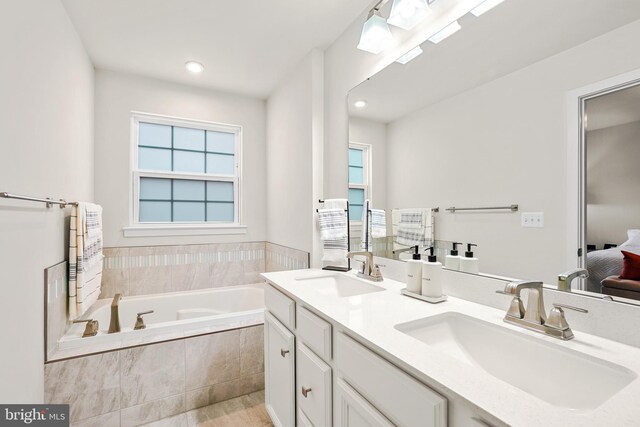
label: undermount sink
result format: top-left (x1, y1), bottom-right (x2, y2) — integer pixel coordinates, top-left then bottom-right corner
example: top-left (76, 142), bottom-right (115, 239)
top-left (295, 273), bottom-right (385, 298)
top-left (395, 312), bottom-right (636, 411)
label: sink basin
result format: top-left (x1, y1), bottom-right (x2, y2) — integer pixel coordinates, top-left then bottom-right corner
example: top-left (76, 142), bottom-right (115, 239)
top-left (395, 312), bottom-right (636, 411)
top-left (295, 273), bottom-right (385, 298)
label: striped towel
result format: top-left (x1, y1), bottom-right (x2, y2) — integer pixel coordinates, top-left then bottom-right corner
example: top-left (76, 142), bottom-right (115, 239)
top-left (392, 208), bottom-right (434, 250)
top-left (68, 203), bottom-right (104, 319)
top-left (370, 209), bottom-right (386, 239)
top-left (318, 209), bottom-right (348, 241)
top-left (320, 199), bottom-right (348, 263)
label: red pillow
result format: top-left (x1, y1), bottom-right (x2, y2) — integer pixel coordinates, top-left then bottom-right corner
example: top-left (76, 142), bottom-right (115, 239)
top-left (620, 251), bottom-right (640, 280)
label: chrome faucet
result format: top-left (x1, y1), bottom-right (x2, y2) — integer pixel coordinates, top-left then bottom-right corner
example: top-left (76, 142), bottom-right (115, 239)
top-left (346, 251), bottom-right (383, 282)
top-left (497, 280), bottom-right (588, 340)
top-left (557, 268), bottom-right (589, 292)
top-left (108, 293), bottom-right (122, 334)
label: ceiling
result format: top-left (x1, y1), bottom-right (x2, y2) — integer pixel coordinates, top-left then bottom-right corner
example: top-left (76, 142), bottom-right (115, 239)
top-left (61, 0), bottom-right (373, 98)
top-left (586, 84), bottom-right (640, 131)
top-left (349, 0), bottom-right (640, 123)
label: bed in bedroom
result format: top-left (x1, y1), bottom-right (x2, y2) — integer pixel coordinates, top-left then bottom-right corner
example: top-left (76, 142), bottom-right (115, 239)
top-left (586, 230), bottom-right (640, 293)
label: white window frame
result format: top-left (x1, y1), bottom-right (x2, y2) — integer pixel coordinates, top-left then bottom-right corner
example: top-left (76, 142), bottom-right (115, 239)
top-left (123, 112), bottom-right (246, 237)
top-left (348, 141), bottom-right (372, 224)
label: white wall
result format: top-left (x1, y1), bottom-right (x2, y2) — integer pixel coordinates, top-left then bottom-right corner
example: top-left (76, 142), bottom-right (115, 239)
top-left (349, 117), bottom-right (388, 211)
top-left (382, 20), bottom-right (640, 284)
top-left (587, 121), bottom-right (640, 248)
top-left (266, 50), bottom-right (325, 264)
top-left (0, 0), bottom-right (94, 402)
top-left (94, 70), bottom-right (266, 247)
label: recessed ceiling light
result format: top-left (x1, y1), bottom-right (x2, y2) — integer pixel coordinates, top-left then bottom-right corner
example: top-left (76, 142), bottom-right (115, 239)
top-left (428, 21), bottom-right (461, 44)
top-left (470, 0), bottom-right (505, 17)
top-left (185, 61), bottom-right (204, 73)
top-left (354, 100), bottom-right (368, 108)
top-left (396, 46), bottom-right (423, 64)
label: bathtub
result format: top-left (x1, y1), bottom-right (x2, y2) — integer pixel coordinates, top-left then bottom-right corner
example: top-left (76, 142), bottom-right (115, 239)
top-left (52, 283), bottom-right (265, 360)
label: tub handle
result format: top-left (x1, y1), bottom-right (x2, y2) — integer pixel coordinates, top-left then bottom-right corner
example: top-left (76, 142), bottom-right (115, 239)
top-left (301, 386), bottom-right (312, 398)
top-left (73, 319), bottom-right (99, 337)
top-left (134, 310), bottom-right (154, 330)
top-left (280, 349), bottom-right (290, 358)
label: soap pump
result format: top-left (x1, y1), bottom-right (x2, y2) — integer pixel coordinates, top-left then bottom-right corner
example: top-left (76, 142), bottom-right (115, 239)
top-left (422, 247), bottom-right (443, 298)
top-left (459, 243), bottom-right (479, 274)
top-left (405, 246), bottom-right (422, 294)
top-left (444, 242), bottom-right (462, 270)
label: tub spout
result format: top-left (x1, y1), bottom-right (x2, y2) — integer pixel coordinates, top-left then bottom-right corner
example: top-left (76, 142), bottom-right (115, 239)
top-left (108, 293), bottom-right (122, 334)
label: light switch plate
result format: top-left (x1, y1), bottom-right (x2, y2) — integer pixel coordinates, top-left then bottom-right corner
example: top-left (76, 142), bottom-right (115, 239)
top-left (521, 212), bottom-right (544, 228)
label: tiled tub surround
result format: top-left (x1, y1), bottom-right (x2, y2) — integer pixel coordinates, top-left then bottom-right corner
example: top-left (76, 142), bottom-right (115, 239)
top-left (101, 242), bottom-right (309, 298)
top-left (45, 325), bottom-right (265, 427)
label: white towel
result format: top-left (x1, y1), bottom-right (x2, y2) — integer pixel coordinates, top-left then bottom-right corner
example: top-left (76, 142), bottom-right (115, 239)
top-left (320, 199), bottom-right (349, 262)
top-left (68, 202), bottom-right (104, 319)
top-left (370, 209), bottom-right (386, 239)
top-left (318, 209), bottom-right (348, 241)
top-left (392, 208), bottom-right (434, 250)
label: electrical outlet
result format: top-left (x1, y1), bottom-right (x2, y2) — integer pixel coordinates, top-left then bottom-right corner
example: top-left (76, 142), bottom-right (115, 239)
top-left (521, 212), bottom-right (544, 228)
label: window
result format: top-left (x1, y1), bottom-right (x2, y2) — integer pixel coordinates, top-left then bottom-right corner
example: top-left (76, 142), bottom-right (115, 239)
top-left (128, 113), bottom-right (243, 235)
top-left (348, 142), bottom-right (371, 221)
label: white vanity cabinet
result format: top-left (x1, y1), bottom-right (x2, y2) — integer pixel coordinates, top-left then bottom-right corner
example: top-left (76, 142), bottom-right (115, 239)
top-left (265, 311), bottom-right (296, 427)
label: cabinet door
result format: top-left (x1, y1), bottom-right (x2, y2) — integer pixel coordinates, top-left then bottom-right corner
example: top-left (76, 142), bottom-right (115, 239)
top-left (297, 343), bottom-right (332, 427)
top-left (265, 311), bottom-right (295, 427)
top-left (336, 378), bottom-right (394, 427)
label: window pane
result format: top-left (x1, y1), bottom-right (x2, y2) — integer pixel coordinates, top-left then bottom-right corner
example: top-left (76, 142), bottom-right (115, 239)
top-left (206, 153), bottom-right (235, 175)
top-left (349, 188), bottom-right (365, 205)
top-left (349, 166), bottom-right (363, 184)
top-left (207, 181), bottom-right (234, 202)
top-left (173, 202), bottom-right (205, 222)
top-left (173, 180), bottom-right (205, 201)
top-left (139, 123), bottom-right (171, 148)
top-left (207, 131), bottom-right (235, 154)
top-left (173, 150), bottom-right (205, 173)
top-left (140, 178), bottom-right (171, 200)
top-left (174, 127), bottom-right (205, 151)
top-left (207, 202), bottom-right (234, 222)
top-left (349, 148), bottom-right (363, 167)
top-left (139, 201), bottom-right (171, 222)
top-left (139, 147), bottom-right (172, 171)
top-left (349, 204), bottom-right (363, 221)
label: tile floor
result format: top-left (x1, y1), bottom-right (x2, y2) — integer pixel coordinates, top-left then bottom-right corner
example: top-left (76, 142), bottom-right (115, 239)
top-left (142, 390), bottom-right (272, 427)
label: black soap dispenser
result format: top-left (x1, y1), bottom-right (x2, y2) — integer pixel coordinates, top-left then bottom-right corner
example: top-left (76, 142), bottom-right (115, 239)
top-left (459, 243), bottom-right (479, 274)
top-left (406, 246), bottom-right (422, 294)
top-left (444, 242), bottom-right (462, 270)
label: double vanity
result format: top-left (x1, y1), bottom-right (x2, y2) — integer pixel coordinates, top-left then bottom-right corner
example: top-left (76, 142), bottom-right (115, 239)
top-left (262, 269), bottom-right (640, 426)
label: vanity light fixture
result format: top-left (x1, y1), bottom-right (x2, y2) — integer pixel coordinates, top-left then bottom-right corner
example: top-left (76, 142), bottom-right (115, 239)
top-left (357, 8), bottom-right (394, 54)
top-left (353, 100), bottom-right (368, 108)
top-left (185, 61), bottom-right (204, 73)
top-left (388, 0), bottom-right (430, 30)
top-left (470, 0), bottom-right (505, 16)
top-left (395, 45), bottom-right (423, 64)
top-left (427, 21), bottom-right (461, 44)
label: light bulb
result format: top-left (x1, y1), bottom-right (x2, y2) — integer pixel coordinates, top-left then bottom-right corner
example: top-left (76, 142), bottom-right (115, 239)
top-left (185, 61), bottom-right (204, 73)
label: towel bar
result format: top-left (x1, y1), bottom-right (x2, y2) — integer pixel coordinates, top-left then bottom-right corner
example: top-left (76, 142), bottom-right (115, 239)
top-left (0, 191), bottom-right (78, 208)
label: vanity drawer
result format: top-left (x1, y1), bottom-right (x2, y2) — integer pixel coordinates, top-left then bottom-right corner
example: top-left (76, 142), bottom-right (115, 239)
top-left (336, 333), bottom-right (447, 427)
top-left (265, 283), bottom-right (295, 330)
top-left (296, 306), bottom-right (332, 361)
top-left (297, 343), bottom-right (332, 427)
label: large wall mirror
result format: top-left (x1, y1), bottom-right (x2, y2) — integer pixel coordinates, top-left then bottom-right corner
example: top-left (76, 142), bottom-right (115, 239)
top-left (346, 0), bottom-right (640, 303)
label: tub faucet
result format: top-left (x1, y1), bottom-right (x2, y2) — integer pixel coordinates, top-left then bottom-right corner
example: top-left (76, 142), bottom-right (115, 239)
top-left (108, 293), bottom-right (122, 334)
top-left (557, 268), bottom-right (589, 292)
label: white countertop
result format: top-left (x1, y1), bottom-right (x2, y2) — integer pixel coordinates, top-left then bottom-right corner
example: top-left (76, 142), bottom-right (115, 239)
top-left (262, 269), bottom-right (640, 427)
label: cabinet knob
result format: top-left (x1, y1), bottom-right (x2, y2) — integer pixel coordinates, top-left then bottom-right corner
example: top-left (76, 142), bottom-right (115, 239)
top-left (280, 349), bottom-right (290, 358)
top-left (301, 386), bottom-right (312, 398)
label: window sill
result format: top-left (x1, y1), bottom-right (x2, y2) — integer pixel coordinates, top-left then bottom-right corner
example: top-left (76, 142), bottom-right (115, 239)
top-left (123, 224), bottom-right (247, 237)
